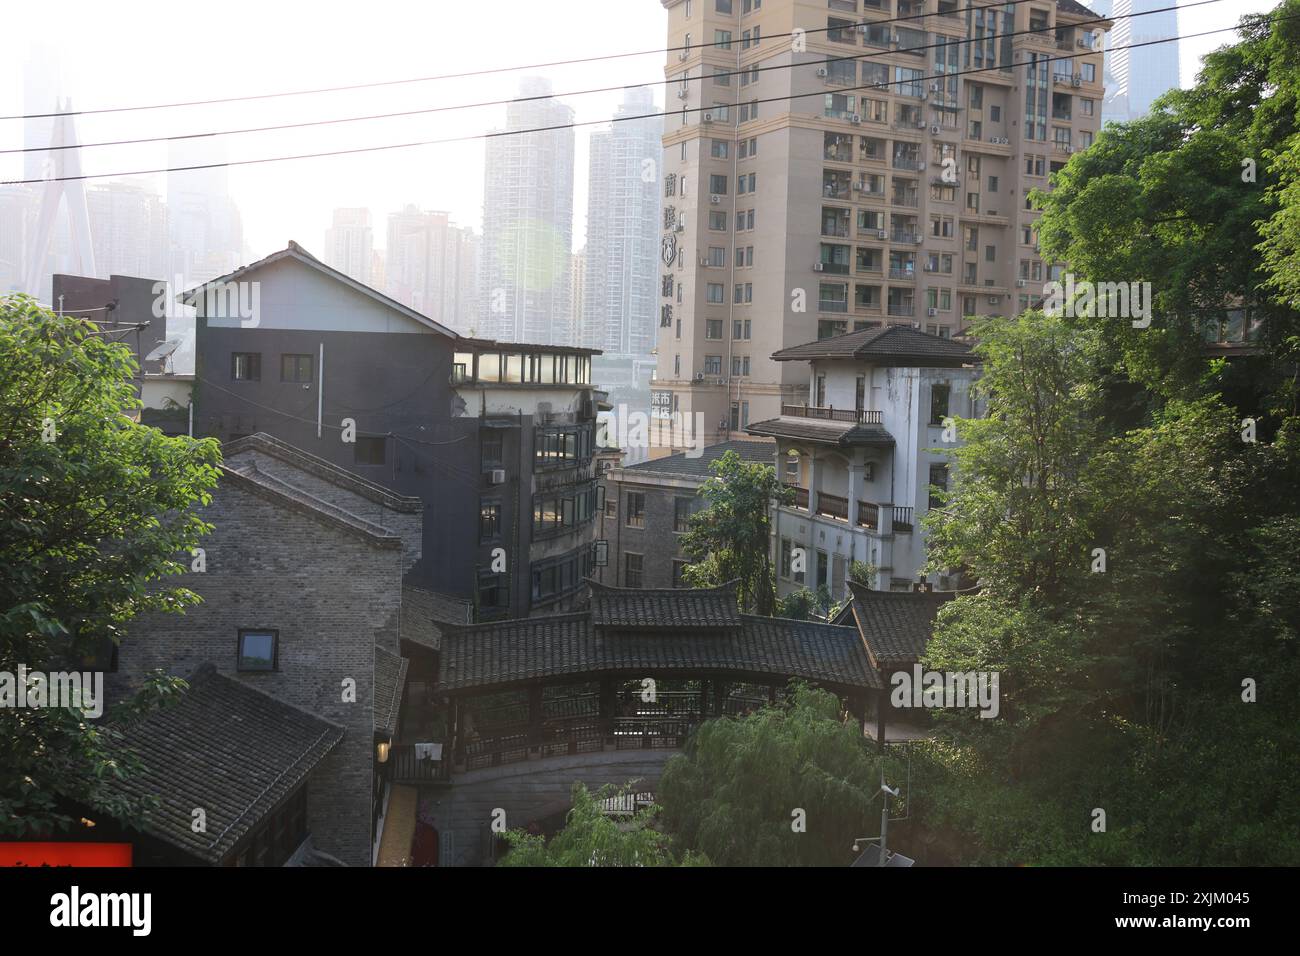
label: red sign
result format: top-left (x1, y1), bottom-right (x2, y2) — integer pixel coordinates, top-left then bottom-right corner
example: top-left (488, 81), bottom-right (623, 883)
top-left (0, 842), bottom-right (133, 867)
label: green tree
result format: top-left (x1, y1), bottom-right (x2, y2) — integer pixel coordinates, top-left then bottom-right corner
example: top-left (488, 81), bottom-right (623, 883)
top-left (0, 296), bottom-right (221, 834)
top-left (658, 683), bottom-right (894, 866)
top-left (499, 783), bottom-right (707, 867)
top-left (679, 449), bottom-right (791, 615)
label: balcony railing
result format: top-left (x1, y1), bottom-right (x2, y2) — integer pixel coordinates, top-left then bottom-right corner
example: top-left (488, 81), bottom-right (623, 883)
top-left (781, 404), bottom-right (883, 424)
top-left (784, 483), bottom-right (809, 510)
top-left (891, 193), bottom-right (920, 208)
top-left (889, 267), bottom-right (917, 280)
top-left (389, 744), bottom-right (452, 784)
top-left (820, 261), bottom-right (851, 275)
top-left (816, 492), bottom-right (849, 521)
top-left (887, 303), bottom-right (915, 317)
top-left (893, 506), bottom-right (914, 532)
top-left (818, 299), bottom-right (850, 313)
top-left (856, 502), bottom-right (879, 530)
top-left (891, 231), bottom-right (922, 244)
top-left (892, 157), bottom-right (924, 171)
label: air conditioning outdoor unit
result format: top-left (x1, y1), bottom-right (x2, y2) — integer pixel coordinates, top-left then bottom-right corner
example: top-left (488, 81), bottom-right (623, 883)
top-left (987, 295), bottom-right (999, 305)
top-left (1016, 279), bottom-right (1027, 288)
top-left (877, 230), bottom-right (888, 240)
top-left (677, 89), bottom-right (688, 100)
top-left (1072, 76), bottom-right (1082, 87)
top-left (923, 262), bottom-right (935, 272)
top-left (816, 67), bottom-right (829, 77)
top-left (710, 194), bottom-right (722, 204)
top-left (849, 113), bottom-right (862, 124)
top-left (927, 307), bottom-right (939, 316)
top-left (813, 263), bottom-right (825, 272)
top-left (702, 112), bottom-right (714, 123)
top-left (916, 120), bottom-right (927, 129)
top-left (930, 82), bottom-right (941, 93)
top-left (694, 372), bottom-right (705, 383)
top-left (931, 125), bottom-right (942, 134)
top-left (1077, 38), bottom-right (1092, 49)
top-left (488, 469), bottom-right (507, 485)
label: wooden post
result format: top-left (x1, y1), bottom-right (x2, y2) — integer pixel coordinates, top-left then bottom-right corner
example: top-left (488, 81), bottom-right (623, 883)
top-left (698, 679), bottom-right (710, 724)
top-left (599, 676), bottom-right (616, 747)
top-left (875, 688), bottom-right (888, 754)
top-left (527, 684), bottom-right (544, 756)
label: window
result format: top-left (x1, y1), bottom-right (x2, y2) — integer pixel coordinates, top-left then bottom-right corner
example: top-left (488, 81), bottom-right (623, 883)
top-left (231, 352), bottom-right (260, 381)
top-left (280, 354), bottom-right (312, 383)
top-left (711, 138), bottom-right (730, 158)
top-left (481, 431), bottom-right (504, 467)
top-left (930, 383), bottom-right (951, 425)
top-left (237, 629), bottom-right (277, 672)
top-left (626, 492), bottom-right (646, 528)
top-left (707, 246), bottom-right (727, 267)
top-left (712, 66), bottom-right (730, 87)
top-left (714, 30), bottom-right (732, 50)
top-left (928, 464), bottom-right (949, 509)
top-left (990, 105), bottom-right (1001, 122)
top-left (533, 482), bottom-right (599, 535)
top-left (480, 500), bottom-right (501, 540)
top-left (706, 319), bottom-right (724, 339)
top-left (672, 560), bottom-right (689, 588)
top-left (624, 553), bottom-right (644, 588)
top-left (534, 424), bottom-right (593, 468)
top-left (704, 355), bottom-right (723, 375)
top-left (709, 173), bottom-right (728, 194)
top-left (674, 497), bottom-right (693, 533)
top-left (709, 210), bottom-right (727, 230)
top-left (354, 436), bottom-right (386, 465)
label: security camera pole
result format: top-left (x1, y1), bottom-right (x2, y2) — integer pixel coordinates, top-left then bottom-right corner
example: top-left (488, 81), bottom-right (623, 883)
top-left (853, 767), bottom-right (902, 866)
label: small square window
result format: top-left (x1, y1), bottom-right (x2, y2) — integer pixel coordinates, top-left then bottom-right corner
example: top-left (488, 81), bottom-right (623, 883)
top-left (238, 629), bottom-right (278, 671)
top-left (231, 352), bottom-right (261, 381)
top-left (280, 354), bottom-right (313, 383)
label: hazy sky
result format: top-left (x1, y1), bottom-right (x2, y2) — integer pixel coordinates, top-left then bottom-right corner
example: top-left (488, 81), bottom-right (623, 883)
top-left (0, 0), bottom-right (1279, 263)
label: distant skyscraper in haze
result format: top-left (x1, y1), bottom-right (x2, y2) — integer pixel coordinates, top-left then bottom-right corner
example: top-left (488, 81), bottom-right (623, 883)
top-left (385, 205), bottom-right (479, 332)
top-left (581, 86), bottom-right (663, 356)
top-left (166, 140), bottom-right (245, 284)
top-left (23, 45), bottom-right (61, 183)
top-left (324, 208), bottom-right (374, 285)
top-left (86, 179), bottom-right (169, 280)
top-left (1093, 0), bottom-right (1180, 122)
top-left (478, 77), bottom-right (575, 344)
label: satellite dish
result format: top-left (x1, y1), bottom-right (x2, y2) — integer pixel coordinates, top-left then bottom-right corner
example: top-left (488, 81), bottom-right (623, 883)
top-left (145, 339), bottom-right (181, 362)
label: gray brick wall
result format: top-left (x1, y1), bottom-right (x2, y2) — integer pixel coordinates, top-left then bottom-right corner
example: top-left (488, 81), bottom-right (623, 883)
top-left (111, 477), bottom-right (407, 867)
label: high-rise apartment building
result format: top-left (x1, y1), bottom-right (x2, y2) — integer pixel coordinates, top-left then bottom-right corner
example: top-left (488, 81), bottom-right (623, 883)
top-left (385, 205), bottom-right (479, 332)
top-left (478, 77), bottom-right (576, 345)
top-left (652, 0), bottom-right (1109, 452)
top-left (1092, 0), bottom-right (1179, 122)
top-left (581, 86), bottom-right (665, 356)
top-left (323, 207), bottom-right (375, 286)
top-left (86, 179), bottom-right (169, 281)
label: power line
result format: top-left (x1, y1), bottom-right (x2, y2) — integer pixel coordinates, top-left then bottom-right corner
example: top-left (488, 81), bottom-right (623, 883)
top-left (0, 0), bottom-right (1214, 160)
top-left (3, 11), bottom-right (1268, 189)
top-left (0, 0), bottom-right (1061, 123)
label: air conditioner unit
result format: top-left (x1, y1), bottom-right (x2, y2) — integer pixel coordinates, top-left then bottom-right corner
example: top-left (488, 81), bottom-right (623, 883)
top-left (710, 193), bottom-right (722, 204)
top-left (1072, 76), bottom-right (1082, 87)
top-left (927, 307), bottom-right (939, 316)
top-left (988, 136), bottom-right (999, 143)
top-left (918, 162), bottom-right (927, 170)
top-left (816, 67), bottom-right (829, 78)
top-left (923, 262), bottom-right (935, 272)
top-left (1077, 38), bottom-right (1092, 49)
top-left (813, 263), bottom-right (825, 272)
top-left (488, 468), bottom-right (507, 485)
top-left (891, 34), bottom-right (902, 44)
top-left (702, 112), bottom-right (714, 123)
top-left (877, 230), bottom-right (888, 240)
top-left (694, 372), bottom-right (705, 383)
top-left (920, 93), bottom-right (928, 102)
top-left (987, 295), bottom-right (999, 305)
top-left (916, 120), bottom-right (927, 129)
top-left (699, 255), bottom-right (710, 266)
top-left (676, 89), bottom-right (688, 100)
top-left (849, 113), bottom-right (862, 124)
top-left (857, 24), bottom-right (870, 34)
top-left (853, 181), bottom-right (865, 191)
top-left (931, 125), bottom-right (942, 134)
top-left (678, 51), bottom-right (689, 62)
top-left (1016, 278), bottom-right (1027, 288)
top-left (930, 83), bottom-right (941, 93)
top-left (1064, 145), bottom-right (1074, 154)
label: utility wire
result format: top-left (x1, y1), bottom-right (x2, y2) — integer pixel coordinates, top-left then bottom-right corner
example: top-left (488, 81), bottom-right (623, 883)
top-left (0, 0), bottom-right (1215, 159)
top-left (0, 0), bottom-right (1067, 123)
top-left (3, 12), bottom-right (1271, 188)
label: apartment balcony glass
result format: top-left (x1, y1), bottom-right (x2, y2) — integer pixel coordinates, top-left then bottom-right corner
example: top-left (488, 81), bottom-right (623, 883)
top-left (824, 132), bottom-right (855, 162)
top-left (891, 190), bottom-right (919, 208)
top-left (820, 243), bottom-right (852, 274)
top-left (827, 18), bottom-right (857, 44)
top-left (818, 282), bottom-right (850, 313)
top-left (823, 169), bottom-right (853, 199)
top-left (821, 207), bottom-right (852, 238)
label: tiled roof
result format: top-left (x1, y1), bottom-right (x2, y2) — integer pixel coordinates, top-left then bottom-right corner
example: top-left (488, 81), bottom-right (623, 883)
top-left (745, 416), bottom-right (895, 447)
top-left (847, 582), bottom-right (954, 665)
top-left (374, 647), bottom-right (409, 737)
top-left (436, 610), bottom-right (880, 692)
top-left (400, 584), bottom-right (473, 652)
top-left (622, 440), bottom-right (775, 479)
top-left (98, 665), bottom-right (344, 864)
top-left (589, 579), bottom-right (741, 630)
top-left (770, 326), bottom-right (974, 366)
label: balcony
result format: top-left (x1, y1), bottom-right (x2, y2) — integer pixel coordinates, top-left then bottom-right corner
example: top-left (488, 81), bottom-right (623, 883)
top-left (890, 231), bottom-right (922, 244)
top-left (817, 298), bottom-right (850, 313)
top-left (891, 193), bottom-right (920, 209)
top-left (892, 157), bottom-right (924, 172)
top-left (856, 502), bottom-right (879, 530)
top-left (893, 506), bottom-right (914, 532)
top-left (816, 492), bottom-right (849, 521)
top-left (889, 267), bottom-right (917, 280)
top-left (784, 483), bottom-right (809, 510)
top-left (781, 404), bottom-right (883, 424)
top-left (887, 303), bottom-right (915, 317)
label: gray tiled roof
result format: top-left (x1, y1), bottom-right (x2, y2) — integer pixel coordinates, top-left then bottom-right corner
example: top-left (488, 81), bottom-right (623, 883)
top-left (400, 584), bottom-right (473, 651)
top-left (99, 664), bottom-right (344, 863)
top-left (590, 580), bottom-right (741, 630)
top-left (374, 647), bottom-right (409, 737)
top-left (623, 440), bottom-right (775, 479)
top-left (1056, 0), bottom-right (1098, 19)
top-left (745, 416), bottom-right (895, 447)
top-left (436, 610), bottom-right (880, 692)
top-left (771, 326), bottom-right (973, 365)
top-left (847, 582), bottom-right (954, 665)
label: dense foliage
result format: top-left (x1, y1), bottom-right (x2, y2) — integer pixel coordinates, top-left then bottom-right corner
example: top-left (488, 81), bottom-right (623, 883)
top-left (0, 296), bottom-right (221, 834)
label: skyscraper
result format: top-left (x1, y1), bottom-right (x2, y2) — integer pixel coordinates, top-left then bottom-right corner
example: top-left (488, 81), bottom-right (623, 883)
top-left (1093, 0), bottom-right (1181, 122)
top-left (324, 208), bottom-right (375, 285)
top-left (478, 77), bottom-right (575, 344)
top-left (581, 86), bottom-right (664, 356)
top-left (385, 206), bottom-right (479, 332)
top-left (650, 0), bottom-right (1110, 453)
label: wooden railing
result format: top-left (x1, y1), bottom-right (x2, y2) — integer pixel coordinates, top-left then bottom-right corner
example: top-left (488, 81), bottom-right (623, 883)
top-left (389, 744), bottom-right (452, 784)
top-left (817, 492), bottom-right (849, 520)
top-left (857, 502), bottom-right (879, 530)
top-left (784, 483), bottom-right (809, 510)
top-left (781, 404), bottom-right (883, 424)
